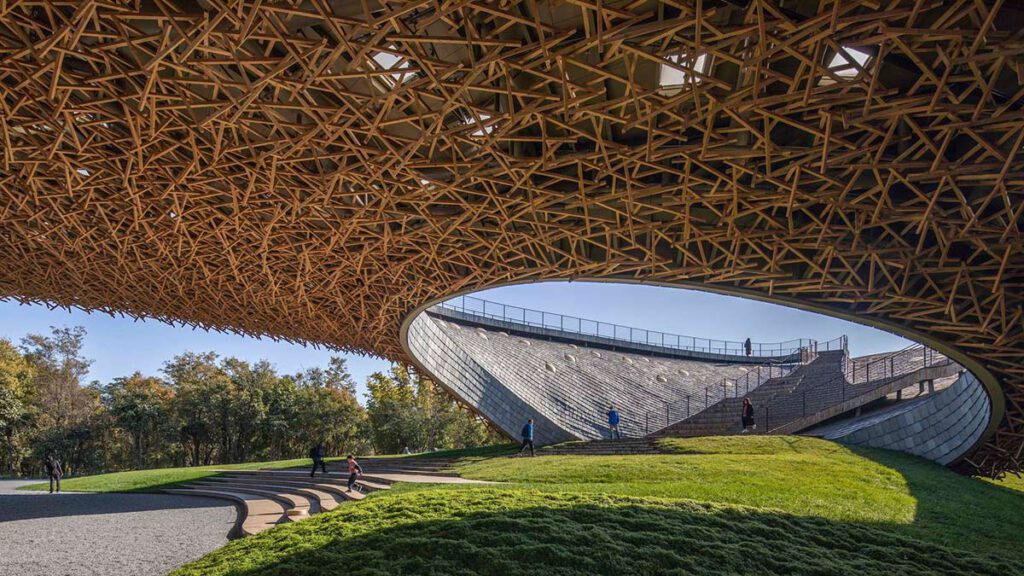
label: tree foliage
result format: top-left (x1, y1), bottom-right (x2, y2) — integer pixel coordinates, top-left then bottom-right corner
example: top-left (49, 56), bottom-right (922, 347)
top-left (366, 365), bottom-right (503, 454)
top-left (0, 325), bottom-right (502, 477)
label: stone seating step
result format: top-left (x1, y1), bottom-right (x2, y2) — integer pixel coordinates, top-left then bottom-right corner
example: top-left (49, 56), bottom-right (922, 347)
top-left (190, 481), bottom-right (313, 516)
top-left (224, 470), bottom-right (395, 490)
top-left (216, 474), bottom-right (371, 502)
top-left (163, 488), bottom-right (287, 537)
top-left (203, 478), bottom-right (343, 512)
top-left (224, 473), bottom-right (391, 493)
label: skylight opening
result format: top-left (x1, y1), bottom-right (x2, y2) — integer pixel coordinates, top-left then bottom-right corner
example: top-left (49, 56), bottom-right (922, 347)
top-left (658, 51), bottom-right (710, 95)
top-left (371, 47), bottom-right (414, 87)
top-left (820, 46), bottom-right (871, 85)
top-left (465, 113), bottom-right (494, 137)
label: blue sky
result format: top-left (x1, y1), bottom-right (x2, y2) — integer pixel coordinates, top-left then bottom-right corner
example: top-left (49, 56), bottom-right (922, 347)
top-left (0, 282), bottom-right (909, 402)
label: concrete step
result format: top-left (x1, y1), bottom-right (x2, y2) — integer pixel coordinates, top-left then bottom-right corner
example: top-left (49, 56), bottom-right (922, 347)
top-left (216, 474), bottom-right (373, 501)
top-left (163, 488), bottom-right (287, 537)
top-left (190, 481), bottom-right (313, 517)
top-left (200, 478), bottom-right (345, 511)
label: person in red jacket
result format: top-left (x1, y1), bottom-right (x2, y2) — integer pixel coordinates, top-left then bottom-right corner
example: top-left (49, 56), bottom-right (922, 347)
top-left (346, 454), bottom-right (363, 493)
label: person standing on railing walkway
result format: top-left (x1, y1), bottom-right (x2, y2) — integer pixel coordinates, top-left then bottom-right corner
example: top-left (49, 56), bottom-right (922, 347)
top-left (607, 406), bottom-right (621, 440)
top-left (741, 398), bottom-right (756, 433)
top-left (518, 418), bottom-right (535, 457)
top-left (744, 338), bottom-right (752, 357)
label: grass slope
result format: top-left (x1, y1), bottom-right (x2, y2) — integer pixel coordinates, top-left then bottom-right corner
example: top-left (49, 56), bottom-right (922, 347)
top-left (168, 436), bottom-right (1024, 575)
top-left (458, 437), bottom-right (1024, 559)
top-left (174, 488), bottom-right (1018, 576)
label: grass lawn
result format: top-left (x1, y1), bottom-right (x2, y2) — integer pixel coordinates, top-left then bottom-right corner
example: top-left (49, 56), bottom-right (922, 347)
top-left (17, 445), bottom-right (517, 493)
top-left (453, 436), bottom-right (1024, 560)
top-left (32, 436), bottom-right (1024, 575)
top-left (18, 457), bottom-right (317, 493)
top-left (174, 487), bottom-right (1019, 576)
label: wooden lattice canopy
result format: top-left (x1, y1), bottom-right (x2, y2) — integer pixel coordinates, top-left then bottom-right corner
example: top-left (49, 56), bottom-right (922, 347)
top-left (0, 0), bottom-right (1021, 475)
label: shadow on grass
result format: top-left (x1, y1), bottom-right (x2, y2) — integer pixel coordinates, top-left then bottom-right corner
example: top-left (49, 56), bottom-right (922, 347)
top-left (173, 489), bottom-right (1021, 576)
top-left (847, 445), bottom-right (1024, 558)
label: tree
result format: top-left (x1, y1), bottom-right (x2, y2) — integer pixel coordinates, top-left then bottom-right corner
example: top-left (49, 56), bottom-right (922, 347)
top-left (365, 365), bottom-right (502, 454)
top-left (0, 339), bottom-right (34, 474)
top-left (294, 359), bottom-right (369, 456)
top-left (104, 373), bottom-right (174, 468)
top-left (20, 326), bottom-right (92, 430)
top-left (222, 358), bottom-right (272, 462)
top-left (164, 352), bottom-right (227, 466)
top-left (365, 365), bottom-right (423, 454)
top-left (293, 357), bottom-right (358, 394)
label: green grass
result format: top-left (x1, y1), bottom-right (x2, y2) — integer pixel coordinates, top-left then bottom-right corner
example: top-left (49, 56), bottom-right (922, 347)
top-left (362, 443), bottom-right (519, 461)
top-left (35, 436), bottom-right (1024, 575)
top-left (18, 445), bottom-right (519, 493)
top-left (173, 487), bottom-right (1019, 576)
top-left (18, 457), bottom-right (325, 493)
top-left (457, 436), bottom-right (1024, 559)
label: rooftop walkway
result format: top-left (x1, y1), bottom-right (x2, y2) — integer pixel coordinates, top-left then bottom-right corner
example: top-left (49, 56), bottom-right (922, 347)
top-left (432, 295), bottom-right (811, 364)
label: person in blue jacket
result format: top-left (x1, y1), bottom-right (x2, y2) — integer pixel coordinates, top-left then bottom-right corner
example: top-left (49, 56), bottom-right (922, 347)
top-left (518, 418), bottom-right (535, 457)
top-left (607, 405), bottom-right (621, 439)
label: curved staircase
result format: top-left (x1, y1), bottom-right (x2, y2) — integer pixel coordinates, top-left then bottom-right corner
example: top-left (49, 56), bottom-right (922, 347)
top-left (163, 457), bottom-right (474, 538)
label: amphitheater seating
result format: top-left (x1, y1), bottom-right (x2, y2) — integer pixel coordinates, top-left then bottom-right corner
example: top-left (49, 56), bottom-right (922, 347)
top-left (163, 458), bottom-right (470, 537)
top-left (162, 488), bottom-right (288, 537)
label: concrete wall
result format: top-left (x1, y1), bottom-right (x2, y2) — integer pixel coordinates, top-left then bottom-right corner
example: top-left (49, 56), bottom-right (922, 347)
top-left (823, 371), bottom-right (990, 465)
top-left (406, 311), bottom-right (577, 446)
top-left (407, 312), bottom-right (768, 444)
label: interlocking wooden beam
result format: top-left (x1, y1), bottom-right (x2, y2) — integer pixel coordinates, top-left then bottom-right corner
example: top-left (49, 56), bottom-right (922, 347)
top-left (0, 0), bottom-right (1022, 476)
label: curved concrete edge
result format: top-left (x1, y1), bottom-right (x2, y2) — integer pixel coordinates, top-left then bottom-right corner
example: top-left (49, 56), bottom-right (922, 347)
top-left (399, 278), bottom-right (1005, 468)
top-left (405, 313), bottom-right (578, 446)
top-left (162, 488), bottom-right (279, 538)
top-left (823, 371), bottom-right (991, 466)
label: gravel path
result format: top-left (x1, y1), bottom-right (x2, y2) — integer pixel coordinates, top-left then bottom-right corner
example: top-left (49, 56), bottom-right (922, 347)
top-left (0, 480), bottom-right (236, 576)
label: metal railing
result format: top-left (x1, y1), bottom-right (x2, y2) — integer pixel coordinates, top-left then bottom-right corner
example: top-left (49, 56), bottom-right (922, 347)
top-left (801, 335), bottom-right (849, 363)
top-left (434, 295), bottom-right (816, 359)
top-left (642, 363), bottom-right (793, 434)
top-left (641, 339), bottom-right (951, 436)
top-left (759, 343), bottom-right (953, 433)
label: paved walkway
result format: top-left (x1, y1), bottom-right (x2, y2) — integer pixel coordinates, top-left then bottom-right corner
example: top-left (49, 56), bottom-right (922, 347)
top-left (0, 480), bottom-right (235, 576)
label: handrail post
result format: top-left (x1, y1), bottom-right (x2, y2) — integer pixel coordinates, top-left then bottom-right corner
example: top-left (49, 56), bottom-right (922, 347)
top-left (686, 395), bottom-right (690, 418)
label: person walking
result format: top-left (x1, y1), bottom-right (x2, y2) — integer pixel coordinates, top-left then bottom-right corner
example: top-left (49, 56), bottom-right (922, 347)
top-left (309, 442), bottom-right (327, 477)
top-left (346, 454), bottom-right (363, 493)
top-left (744, 337), bottom-right (753, 357)
top-left (741, 398), bottom-right (756, 433)
top-left (43, 451), bottom-right (62, 494)
top-left (606, 405), bottom-right (621, 440)
top-left (518, 418), bottom-right (535, 457)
